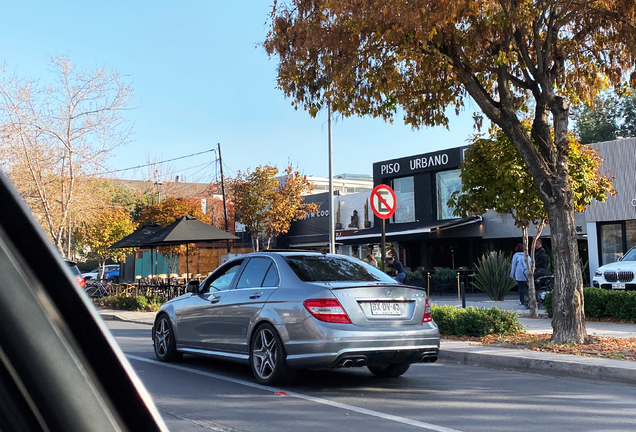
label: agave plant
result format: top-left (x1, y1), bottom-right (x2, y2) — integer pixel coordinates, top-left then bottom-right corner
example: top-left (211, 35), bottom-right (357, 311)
top-left (472, 251), bottom-right (516, 301)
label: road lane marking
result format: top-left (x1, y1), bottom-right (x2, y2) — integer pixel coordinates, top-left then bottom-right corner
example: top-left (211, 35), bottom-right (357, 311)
top-left (127, 354), bottom-right (464, 432)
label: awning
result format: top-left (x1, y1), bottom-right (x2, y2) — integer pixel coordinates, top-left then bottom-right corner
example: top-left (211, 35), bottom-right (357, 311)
top-left (336, 216), bottom-right (482, 245)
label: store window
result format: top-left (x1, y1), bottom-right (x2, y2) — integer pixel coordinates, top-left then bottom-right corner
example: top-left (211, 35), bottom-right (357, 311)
top-left (598, 220), bottom-right (636, 265)
top-left (391, 176), bottom-right (415, 223)
top-left (436, 169), bottom-right (462, 220)
top-left (600, 223), bottom-right (623, 264)
top-left (627, 220), bottom-right (636, 251)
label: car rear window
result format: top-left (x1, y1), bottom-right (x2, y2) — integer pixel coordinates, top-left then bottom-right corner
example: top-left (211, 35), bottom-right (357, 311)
top-left (284, 255), bottom-right (396, 283)
top-left (65, 261), bottom-right (82, 276)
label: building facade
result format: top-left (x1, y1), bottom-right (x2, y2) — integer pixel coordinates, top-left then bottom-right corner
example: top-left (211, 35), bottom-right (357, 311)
top-left (585, 138), bottom-right (636, 278)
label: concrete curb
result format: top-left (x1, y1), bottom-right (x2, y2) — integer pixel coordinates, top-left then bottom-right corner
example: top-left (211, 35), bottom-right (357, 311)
top-left (100, 313), bottom-right (154, 327)
top-left (439, 346), bottom-right (636, 385)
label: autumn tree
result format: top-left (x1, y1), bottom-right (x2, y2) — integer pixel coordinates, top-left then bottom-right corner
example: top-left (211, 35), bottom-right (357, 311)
top-left (266, 164), bottom-right (317, 247)
top-left (75, 206), bottom-right (135, 279)
top-left (449, 129), bottom-right (614, 317)
top-left (208, 196), bottom-right (235, 232)
top-left (0, 56), bottom-right (133, 255)
top-left (231, 163), bottom-right (316, 251)
top-left (136, 197), bottom-right (211, 273)
top-left (265, 0), bottom-right (636, 344)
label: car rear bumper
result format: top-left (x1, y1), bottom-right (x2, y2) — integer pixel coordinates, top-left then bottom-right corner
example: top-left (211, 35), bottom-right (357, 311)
top-left (281, 320), bottom-right (440, 369)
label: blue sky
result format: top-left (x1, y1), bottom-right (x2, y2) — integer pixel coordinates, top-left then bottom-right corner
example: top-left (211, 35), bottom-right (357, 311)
top-left (1, 1), bottom-right (478, 182)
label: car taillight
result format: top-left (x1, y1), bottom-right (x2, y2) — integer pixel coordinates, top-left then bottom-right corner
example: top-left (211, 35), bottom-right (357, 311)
top-left (304, 298), bottom-right (352, 324)
top-left (422, 299), bottom-right (432, 323)
top-left (77, 277), bottom-right (85, 288)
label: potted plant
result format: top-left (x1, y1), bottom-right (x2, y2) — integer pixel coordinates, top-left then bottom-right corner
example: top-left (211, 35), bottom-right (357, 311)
top-left (335, 201), bottom-right (342, 230)
top-left (364, 198), bottom-right (371, 228)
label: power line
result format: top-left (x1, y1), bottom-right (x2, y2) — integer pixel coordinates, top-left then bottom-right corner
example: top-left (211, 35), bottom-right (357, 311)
top-left (99, 148), bottom-right (216, 175)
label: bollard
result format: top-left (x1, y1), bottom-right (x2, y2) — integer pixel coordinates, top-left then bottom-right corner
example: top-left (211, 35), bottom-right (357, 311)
top-left (457, 273), bottom-right (461, 301)
top-left (461, 281), bottom-right (466, 308)
top-left (427, 272), bottom-right (430, 298)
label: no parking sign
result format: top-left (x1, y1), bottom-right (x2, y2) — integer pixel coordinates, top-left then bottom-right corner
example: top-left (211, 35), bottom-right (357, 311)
top-left (370, 184), bottom-right (397, 220)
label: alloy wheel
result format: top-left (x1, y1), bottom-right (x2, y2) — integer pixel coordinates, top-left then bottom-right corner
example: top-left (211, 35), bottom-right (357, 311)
top-left (154, 317), bottom-right (171, 358)
top-left (252, 327), bottom-right (278, 380)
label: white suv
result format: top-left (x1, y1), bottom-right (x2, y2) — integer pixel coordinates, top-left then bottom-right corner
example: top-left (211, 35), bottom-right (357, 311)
top-left (593, 246), bottom-right (636, 290)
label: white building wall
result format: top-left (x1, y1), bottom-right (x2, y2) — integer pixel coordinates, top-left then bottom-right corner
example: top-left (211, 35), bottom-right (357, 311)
top-left (335, 193), bottom-right (374, 229)
top-left (587, 222), bottom-right (599, 282)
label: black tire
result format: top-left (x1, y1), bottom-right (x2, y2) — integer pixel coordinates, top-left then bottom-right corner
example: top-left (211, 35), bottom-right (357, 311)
top-left (153, 314), bottom-right (182, 362)
top-left (250, 323), bottom-right (292, 385)
top-left (368, 363), bottom-right (411, 377)
top-left (84, 286), bottom-right (101, 298)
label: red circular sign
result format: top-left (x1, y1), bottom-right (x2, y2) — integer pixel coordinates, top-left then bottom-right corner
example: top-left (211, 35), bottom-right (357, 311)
top-left (370, 184), bottom-right (397, 220)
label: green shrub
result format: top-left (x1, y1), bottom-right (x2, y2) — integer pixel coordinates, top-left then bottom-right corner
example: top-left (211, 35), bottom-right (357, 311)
top-left (432, 268), bottom-right (458, 285)
top-left (545, 288), bottom-right (636, 322)
top-left (472, 251), bottom-right (516, 301)
top-left (93, 295), bottom-right (165, 311)
top-left (406, 269), bottom-right (425, 281)
top-left (431, 304), bottom-right (524, 337)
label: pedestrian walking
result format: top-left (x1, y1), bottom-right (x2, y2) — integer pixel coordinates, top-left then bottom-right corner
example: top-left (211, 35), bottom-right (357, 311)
top-left (387, 256), bottom-right (406, 283)
top-left (367, 253), bottom-right (379, 268)
top-left (510, 243), bottom-right (530, 305)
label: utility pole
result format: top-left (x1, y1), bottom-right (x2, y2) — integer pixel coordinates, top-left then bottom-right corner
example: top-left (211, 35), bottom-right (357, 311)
top-left (218, 143), bottom-right (231, 254)
top-left (328, 103), bottom-right (335, 254)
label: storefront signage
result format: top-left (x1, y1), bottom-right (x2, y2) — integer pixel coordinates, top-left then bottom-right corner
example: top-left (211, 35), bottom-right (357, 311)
top-left (373, 147), bottom-right (464, 179)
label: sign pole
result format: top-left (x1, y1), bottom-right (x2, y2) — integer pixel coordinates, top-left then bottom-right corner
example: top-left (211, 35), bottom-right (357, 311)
top-left (381, 218), bottom-right (386, 270)
top-left (370, 184), bottom-right (396, 272)
top-left (328, 103), bottom-right (335, 254)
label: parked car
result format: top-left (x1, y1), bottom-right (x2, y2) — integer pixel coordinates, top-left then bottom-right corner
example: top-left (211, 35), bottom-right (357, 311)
top-left (593, 246), bottom-right (636, 290)
top-left (65, 259), bottom-right (85, 288)
top-left (82, 264), bottom-right (120, 281)
top-left (152, 251), bottom-right (440, 385)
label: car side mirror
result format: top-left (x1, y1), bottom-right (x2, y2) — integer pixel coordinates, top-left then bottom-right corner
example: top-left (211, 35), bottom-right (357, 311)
top-left (186, 280), bottom-right (200, 293)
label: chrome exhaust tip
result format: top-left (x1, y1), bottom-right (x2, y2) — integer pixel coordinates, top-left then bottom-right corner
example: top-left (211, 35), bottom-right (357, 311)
top-left (355, 359), bottom-right (366, 367)
top-left (342, 359), bottom-right (354, 368)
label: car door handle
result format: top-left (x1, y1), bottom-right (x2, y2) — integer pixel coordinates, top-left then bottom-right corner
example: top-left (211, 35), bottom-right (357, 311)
top-left (210, 296), bottom-right (221, 304)
top-left (249, 291), bottom-right (263, 299)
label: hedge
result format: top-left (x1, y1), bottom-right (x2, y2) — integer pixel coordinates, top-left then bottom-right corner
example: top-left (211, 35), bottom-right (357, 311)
top-left (93, 295), bottom-right (165, 312)
top-left (431, 304), bottom-right (524, 337)
top-left (544, 288), bottom-right (636, 322)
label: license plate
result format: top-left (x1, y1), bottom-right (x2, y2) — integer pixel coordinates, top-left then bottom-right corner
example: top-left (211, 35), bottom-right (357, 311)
top-left (371, 302), bottom-right (402, 315)
top-left (612, 283), bottom-right (626, 290)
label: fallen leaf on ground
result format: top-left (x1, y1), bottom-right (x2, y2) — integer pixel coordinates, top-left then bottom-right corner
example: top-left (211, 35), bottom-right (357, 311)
top-left (474, 333), bottom-right (636, 360)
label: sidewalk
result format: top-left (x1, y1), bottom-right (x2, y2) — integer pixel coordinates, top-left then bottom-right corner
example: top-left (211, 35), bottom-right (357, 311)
top-left (98, 293), bottom-right (636, 385)
top-left (431, 293), bottom-right (636, 384)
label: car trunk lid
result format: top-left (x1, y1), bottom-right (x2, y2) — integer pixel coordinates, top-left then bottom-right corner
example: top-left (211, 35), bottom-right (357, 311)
top-left (311, 282), bottom-right (429, 327)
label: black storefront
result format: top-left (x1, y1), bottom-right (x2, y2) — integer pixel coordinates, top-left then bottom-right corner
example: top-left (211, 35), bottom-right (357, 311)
top-left (338, 146), bottom-right (485, 270)
top-left (280, 146), bottom-right (550, 272)
top-left (278, 192), bottom-right (331, 249)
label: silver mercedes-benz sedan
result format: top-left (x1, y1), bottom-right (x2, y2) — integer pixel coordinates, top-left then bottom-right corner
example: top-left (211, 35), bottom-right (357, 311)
top-left (152, 251), bottom-right (440, 385)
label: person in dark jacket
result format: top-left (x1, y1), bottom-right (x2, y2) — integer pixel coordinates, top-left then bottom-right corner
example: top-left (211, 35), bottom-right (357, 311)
top-left (534, 238), bottom-right (551, 278)
top-left (387, 256), bottom-right (406, 283)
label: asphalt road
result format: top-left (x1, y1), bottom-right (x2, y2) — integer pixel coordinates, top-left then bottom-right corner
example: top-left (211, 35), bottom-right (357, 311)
top-left (107, 321), bottom-right (636, 432)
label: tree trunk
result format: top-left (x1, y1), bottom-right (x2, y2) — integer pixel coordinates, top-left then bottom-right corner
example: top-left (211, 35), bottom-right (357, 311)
top-left (521, 226), bottom-right (538, 318)
top-left (546, 97), bottom-right (586, 344)
top-left (546, 196), bottom-right (586, 344)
